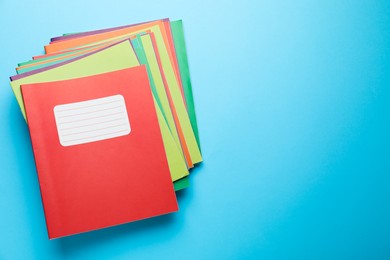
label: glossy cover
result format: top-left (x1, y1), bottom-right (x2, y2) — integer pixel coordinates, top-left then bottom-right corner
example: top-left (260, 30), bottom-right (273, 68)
top-left (21, 67), bottom-right (178, 239)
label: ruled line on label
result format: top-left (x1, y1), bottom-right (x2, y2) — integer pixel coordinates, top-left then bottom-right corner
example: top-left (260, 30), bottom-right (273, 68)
top-left (54, 95), bottom-right (131, 146)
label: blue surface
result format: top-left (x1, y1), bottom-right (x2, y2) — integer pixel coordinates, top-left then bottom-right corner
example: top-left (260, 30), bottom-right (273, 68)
top-left (1, 0), bottom-right (389, 259)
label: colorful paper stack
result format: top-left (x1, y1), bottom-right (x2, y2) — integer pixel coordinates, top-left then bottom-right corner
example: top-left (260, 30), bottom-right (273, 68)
top-left (9, 19), bottom-right (202, 239)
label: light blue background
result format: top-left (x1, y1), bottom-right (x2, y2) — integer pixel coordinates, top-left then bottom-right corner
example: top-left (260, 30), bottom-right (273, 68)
top-left (1, 0), bottom-right (389, 259)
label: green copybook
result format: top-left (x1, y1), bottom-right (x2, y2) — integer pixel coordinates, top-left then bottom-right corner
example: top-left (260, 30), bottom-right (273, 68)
top-left (14, 20), bottom-right (200, 191)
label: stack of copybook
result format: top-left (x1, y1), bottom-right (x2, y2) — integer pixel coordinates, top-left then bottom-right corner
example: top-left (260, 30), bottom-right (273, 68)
top-left (9, 19), bottom-right (202, 239)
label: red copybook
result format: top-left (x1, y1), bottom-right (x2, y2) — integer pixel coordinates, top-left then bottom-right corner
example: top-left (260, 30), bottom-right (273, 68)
top-left (21, 66), bottom-right (178, 239)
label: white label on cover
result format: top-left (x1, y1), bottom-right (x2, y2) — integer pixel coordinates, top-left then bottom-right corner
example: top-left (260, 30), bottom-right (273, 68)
top-left (53, 95), bottom-right (131, 146)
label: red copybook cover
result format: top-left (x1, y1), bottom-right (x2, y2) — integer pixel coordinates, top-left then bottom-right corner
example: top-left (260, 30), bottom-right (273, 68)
top-left (21, 66), bottom-right (178, 239)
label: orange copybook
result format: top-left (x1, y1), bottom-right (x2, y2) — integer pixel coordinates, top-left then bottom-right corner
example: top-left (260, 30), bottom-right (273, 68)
top-left (43, 19), bottom-right (189, 131)
top-left (21, 66), bottom-right (178, 239)
top-left (42, 19), bottom-right (201, 168)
